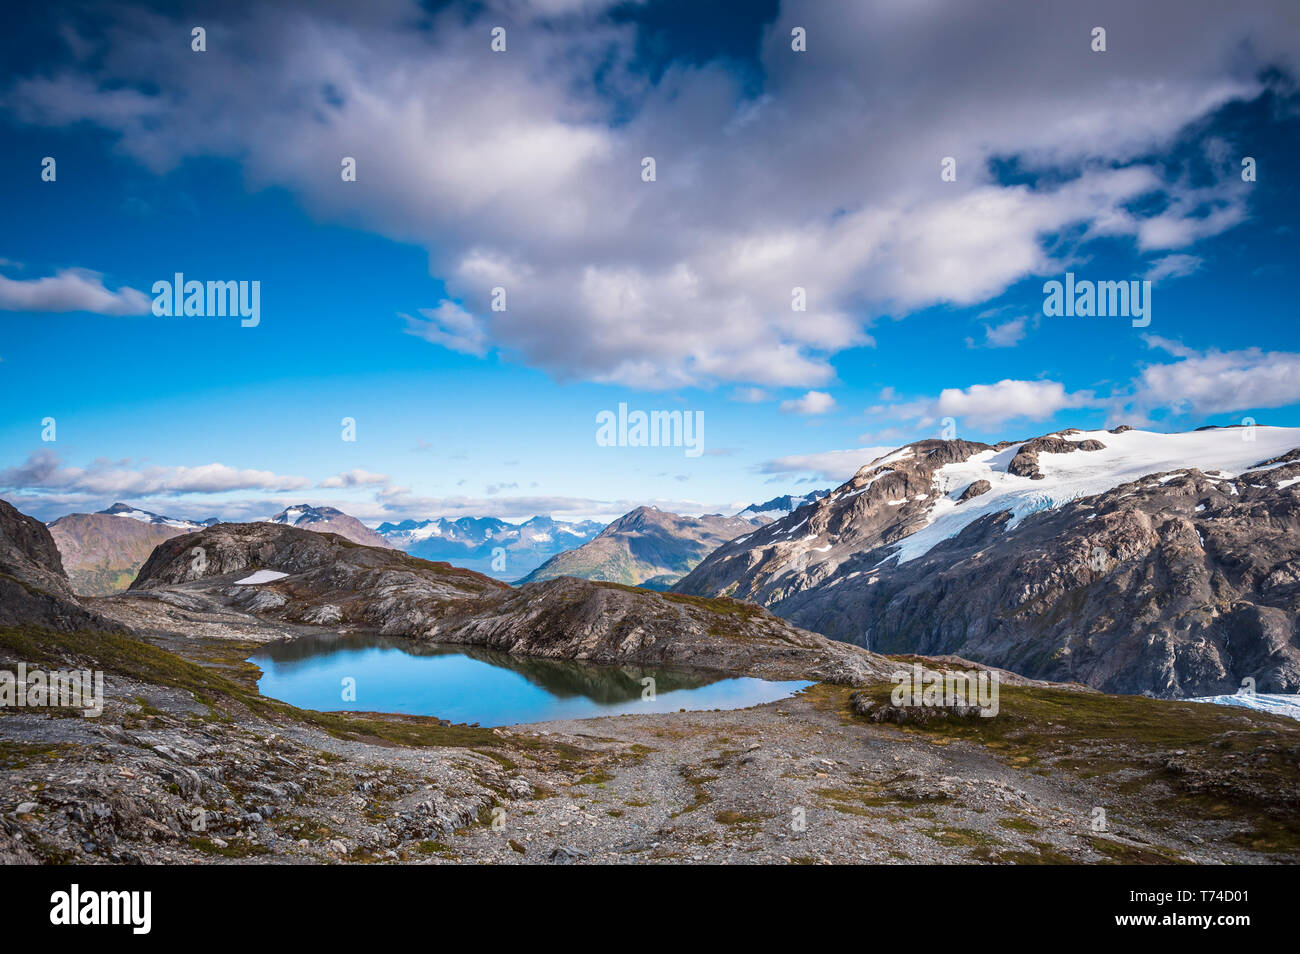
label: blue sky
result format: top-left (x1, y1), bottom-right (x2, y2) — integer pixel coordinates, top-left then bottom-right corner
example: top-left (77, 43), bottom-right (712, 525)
top-left (1, 0), bottom-right (1298, 524)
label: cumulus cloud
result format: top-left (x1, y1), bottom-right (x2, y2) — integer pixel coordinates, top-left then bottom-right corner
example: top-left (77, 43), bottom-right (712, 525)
top-left (779, 390), bottom-right (835, 415)
top-left (318, 468), bottom-right (392, 489)
top-left (0, 267), bottom-right (150, 315)
top-left (0, 450), bottom-right (311, 496)
top-left (1127, 336), bottom-right (1300, 417)
top-left (6, 0), bottom-right (1291, 386)
top-left (874, 379), bottom-right (1099, 431)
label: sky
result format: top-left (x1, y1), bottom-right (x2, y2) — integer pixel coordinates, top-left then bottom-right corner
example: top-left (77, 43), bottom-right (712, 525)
top-left (1, 0), bottom-right (1298, 526)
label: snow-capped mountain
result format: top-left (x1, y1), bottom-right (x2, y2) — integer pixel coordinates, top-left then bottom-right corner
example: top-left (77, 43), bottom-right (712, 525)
top-left (375, 515), bottom-right (605, 580)
top-left (97, 502), bottom-right (204, 530)
top-left (266, 505), bottom-right (391, 549)
top-left (675, 425), bottom-right (1300, 698)
top-left (737, 490), bottom-right (829, 522)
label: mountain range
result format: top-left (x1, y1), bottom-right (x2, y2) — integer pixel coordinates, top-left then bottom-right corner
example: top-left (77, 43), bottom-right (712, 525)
top-left (519, 506), bottom-right (761, 589)
top-left (375, 514), bottom-right (604, 580)
top-left (675, 425), bottom-right (1300, 698)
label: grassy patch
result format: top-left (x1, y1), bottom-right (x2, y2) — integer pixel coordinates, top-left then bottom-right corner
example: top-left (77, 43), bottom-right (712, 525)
top-left (188, 836), bottom-right (270, 859)
top-left (839, 680), bottom-right (1300, 856)
top-left (997, 816), bottom-right (1042, 833)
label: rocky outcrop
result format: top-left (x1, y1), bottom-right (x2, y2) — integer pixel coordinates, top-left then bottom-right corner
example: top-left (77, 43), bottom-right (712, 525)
top-left (1007, 435), bottom-right (1105, 480)
top-left (125, 522), bottom-right (507, 637)
top-left (0, 498), bottom-right (111, 631)
top-left (957, 480), bottom-right (992, 502)
top-left (675, 426), bottom-right (1300, 698)
top-left (428, 577), bottom-right (899, 684)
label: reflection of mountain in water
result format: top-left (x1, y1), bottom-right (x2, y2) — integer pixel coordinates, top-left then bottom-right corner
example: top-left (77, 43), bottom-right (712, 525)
top-left (252, 632), bottom-right (720, 704)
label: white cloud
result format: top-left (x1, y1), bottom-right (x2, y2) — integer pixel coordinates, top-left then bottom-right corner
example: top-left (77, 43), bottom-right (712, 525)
top-left (1144, 254), bottom-right (1203, 284)
top-left (6, 0), bottom-right (1294, 385)
top-left (1128, 337), bottom-right (1300, 417)
top-left (402, 301), bottom-right (489, 356)
top-left (970, 317), bottom-right (1027, 349)
top-left (0, 450), bottom-right (311, 496)
top-left (0, 267), bottom-right (150, 315)
top-left (878, 379), bottom-right (1099, 431)
top-left (319, 468), bottom-right (392, 489)
top-left (779, 390), bottom-right (836, 415)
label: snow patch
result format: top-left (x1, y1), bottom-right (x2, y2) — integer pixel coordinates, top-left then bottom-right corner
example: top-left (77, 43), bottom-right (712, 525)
top-left (234, 570), bottom-right (289, 585)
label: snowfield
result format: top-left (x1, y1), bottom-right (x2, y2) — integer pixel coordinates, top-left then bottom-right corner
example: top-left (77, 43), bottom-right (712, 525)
top-left (1188, 692), bottom-right (1300, 721)
top-left (109, 507), bottom-right (201, 530)
top-left (881, 426), bottom-right (1300, 564)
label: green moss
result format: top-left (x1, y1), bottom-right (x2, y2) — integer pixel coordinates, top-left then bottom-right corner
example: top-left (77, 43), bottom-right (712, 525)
top-left (922, 827), bottom-right (1001, 860)
top-left (414, 840), bottom-right (453, 855)
top-left (838, 680), bottom-right (1300, 855)
top-left (0, 740), bottom-right (70, 769)
top-left (1086, 835), bottom-right (1186, 865)
top-left (996, 839), bottom-right (1078, 864)
top-left (188, 836), bottom-right (270, 859)
top-left (575, 768), bottom-right (614, 785)
top-left (714, 809), bottom-right (770, 825)
top-left (997, 816), bottom-right (1042, 833)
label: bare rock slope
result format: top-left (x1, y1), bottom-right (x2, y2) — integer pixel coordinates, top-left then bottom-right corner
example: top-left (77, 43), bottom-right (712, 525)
top-left (48, 505), bottom-right (198, 594)
top-left (0, 498), bottom-right (112, 631)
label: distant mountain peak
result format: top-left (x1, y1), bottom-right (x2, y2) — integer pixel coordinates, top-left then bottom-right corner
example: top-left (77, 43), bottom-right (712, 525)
top-left (96, 503), bottom-right (203, 530)
top-left (737, 490), bottom-right (829, 521)
top-left (374, 513), bottom-right (606, 580)
top-left (266, 504), bottom-right (390, 549)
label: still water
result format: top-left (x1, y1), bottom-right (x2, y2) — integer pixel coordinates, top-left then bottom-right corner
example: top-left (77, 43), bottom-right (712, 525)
top-left (249, 633), bottom-right (811, 727)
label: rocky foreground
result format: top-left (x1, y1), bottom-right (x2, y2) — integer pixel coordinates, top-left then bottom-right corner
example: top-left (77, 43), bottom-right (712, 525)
top-left (3, 622), bottom-right (1299, 865)
top-left (2, 499), bottom-right (1299, 864)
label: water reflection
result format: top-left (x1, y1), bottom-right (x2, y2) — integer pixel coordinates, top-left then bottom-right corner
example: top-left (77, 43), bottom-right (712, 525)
top-left (249, 632), bottom-right (811, 726)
